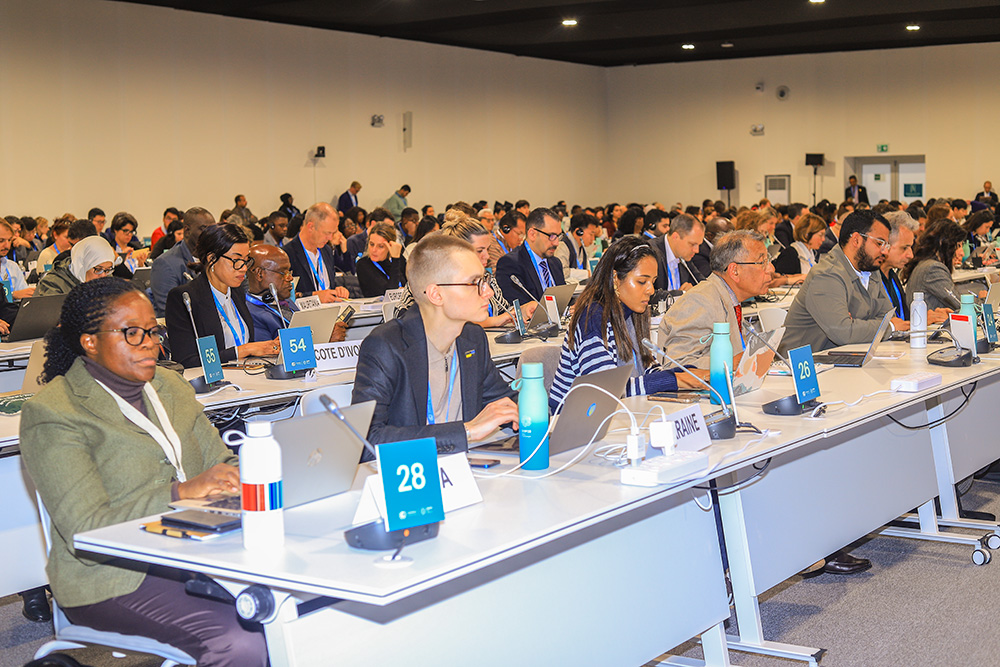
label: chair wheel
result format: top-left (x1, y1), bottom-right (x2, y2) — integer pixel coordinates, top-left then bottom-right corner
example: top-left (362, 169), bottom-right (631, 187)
top-left (972, 548), bottom-right (991, 566)
top-left (985, 533), bottom-right (1000, 550)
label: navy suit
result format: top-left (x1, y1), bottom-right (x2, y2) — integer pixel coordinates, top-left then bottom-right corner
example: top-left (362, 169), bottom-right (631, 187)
top-left (650, 234), bottom-right (703, 291)
top-left (246, 292), bottom-right (297, 341)
top-left (495, 244), bottom-right (565, 304)
top-left (845, 184), bottom-right (869, 204)
top-left (284, 236), bottom-right (347, 297)
top-left (343, 230), bottom-right (368, 274)
top-left (337, 190), bottom-right (358, 214)
top-left (352, 307), bottom-right (515, 456)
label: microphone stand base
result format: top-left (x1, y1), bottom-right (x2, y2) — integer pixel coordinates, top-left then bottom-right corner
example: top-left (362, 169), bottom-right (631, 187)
top-left (762, 395), bottom-right (822, 416)
top-left (265, 365), bottom-right (310, 380)
top-left (345, 518), bottom-right (439, 551)
top-left (494, 330), bottom-right (523, 344)
top-left (927, 347), bottom-right (975, 367)
top-left (189, 376), bottom-right (232, 394)
top-left (706, 411), bottom-right (737, 440)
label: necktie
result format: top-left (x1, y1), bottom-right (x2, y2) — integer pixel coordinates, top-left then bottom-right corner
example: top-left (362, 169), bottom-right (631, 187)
top-left (539, 260), bottom-right (552, 289)
top-left (734, 304), bottom-right (743, 336)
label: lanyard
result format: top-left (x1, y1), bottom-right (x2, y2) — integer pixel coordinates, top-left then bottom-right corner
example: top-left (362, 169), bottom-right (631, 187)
top-left (372, 259), bottom-right (391, 282)
top-left (246, 293), bottom-right (288, 326)
top-left (117, 245), bottom-right (137, 273)
top-left (94, 380), bottom-right (188, 482)
top-left (494, 233), bottom-right (510, 254)
top-left (426, 347), bottom-right (459, 425)
top-left (304, 248), bottom-right (327, 291)
top-left (210, 290), bottom-right (247, 346)
top-left (668, 261), bottom-right (680, 290)
top-left (1, 259), bottom-right (9, 282)
top-left (886, 274), bottom-right (905, 319)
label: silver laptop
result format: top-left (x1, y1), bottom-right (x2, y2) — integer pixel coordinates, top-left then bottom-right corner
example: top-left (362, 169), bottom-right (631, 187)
top-left (810, 310), bottom-right (894, 367)
top-left (474, 364), bottom-right (632, 456)
top-left (288, 304), bottom-right (342, 345)
top-left (525, 283), bottom-right (577, 329)
top-left (170, 400), bottom-right (375, 515)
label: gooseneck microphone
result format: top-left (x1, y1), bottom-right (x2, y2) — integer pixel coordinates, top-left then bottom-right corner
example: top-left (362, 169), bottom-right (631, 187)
top-left (183, 291), bottom-right (232, 394)
top-left (641, 338), bottom-right (736, 439)
top-left (268, 283), bottom-right (289, 327)
top-left (510, 275), bottom-right (560, 338)
top-left (264, 282), bottom-right (308, 381)
top-left (319, 395), bottom-right (378, 460)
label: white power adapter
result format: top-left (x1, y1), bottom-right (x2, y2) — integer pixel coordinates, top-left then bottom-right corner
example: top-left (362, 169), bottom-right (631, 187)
top-left (649, 420), bottom-right (676, 453)
top-left (890, 372), bottom-right (943, 393)
top-left (626, 431), bottom-right (648, 465)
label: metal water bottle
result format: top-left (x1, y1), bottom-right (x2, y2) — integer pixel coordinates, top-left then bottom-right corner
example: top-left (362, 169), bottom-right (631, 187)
top-left (239, 421), bottom-right (285, 551)
top-left (960, 293), bottom-right (978, 342)
top-left (516, 362), bottom-right (549, 470)
top-left (910, 292), bottom-right (927, 349)
top-left (709, 322), bottom-right (733, 406)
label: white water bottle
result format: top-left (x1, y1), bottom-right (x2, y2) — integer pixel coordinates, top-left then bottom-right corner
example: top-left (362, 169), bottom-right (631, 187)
top-left (238, 421), bottom-right (285, 551)
top-left (911, 292), bottom-right (927, 349)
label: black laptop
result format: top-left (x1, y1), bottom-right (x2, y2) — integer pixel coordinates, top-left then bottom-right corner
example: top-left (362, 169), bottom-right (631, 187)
top-left (8, 294), bottom-right (67, 342)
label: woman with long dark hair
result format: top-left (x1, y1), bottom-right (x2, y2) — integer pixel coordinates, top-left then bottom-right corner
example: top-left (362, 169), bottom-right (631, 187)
top-left (549, 236), bottom-right (709, 411)
top-left (903, 219), bottom-right (980, 311)
top-left (21, 278), bottom-right (267, 666)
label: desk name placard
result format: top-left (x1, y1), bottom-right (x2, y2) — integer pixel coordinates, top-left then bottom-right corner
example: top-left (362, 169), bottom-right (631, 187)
top-left (314, 340), bottom-right (362, 371)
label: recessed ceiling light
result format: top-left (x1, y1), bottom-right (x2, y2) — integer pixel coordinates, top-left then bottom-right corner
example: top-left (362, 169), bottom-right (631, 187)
top-left (809, 0), bottom-right (825, 4)
top-left (562, 18), bottom-right (578, 26)
top-left (906, 24), bottom-right (920, 31)
top-left (721, 42), bottom-right (734, 48)
top-left (682, 43), bottom-right (695, 50)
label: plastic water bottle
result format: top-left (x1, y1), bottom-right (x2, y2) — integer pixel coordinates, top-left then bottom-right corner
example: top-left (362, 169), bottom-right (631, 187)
top-left (516, 362), bottom-right (549, 470)
top-left (910, 292), bottom-right (927, 349)
top-left (709, 322), bottom-right (733, 406)
top-left (960, 293), bottom-right (978, 342)
top-left (239, 421), bottom-right (285, 551)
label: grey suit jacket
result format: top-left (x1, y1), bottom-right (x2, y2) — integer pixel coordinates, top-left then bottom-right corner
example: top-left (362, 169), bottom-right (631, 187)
top-left (904, 259), bottom-right (960, 311)
top-left (780, 245), bottom-right (894, 353)
top-left (659, 273), bottom-right (743, 366)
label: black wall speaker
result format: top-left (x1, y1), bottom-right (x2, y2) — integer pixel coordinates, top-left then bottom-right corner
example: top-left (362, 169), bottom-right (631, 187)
top-left (716, 161), bottom-right (735, 190)
top-left (805, 153), bottom-right (824, 166)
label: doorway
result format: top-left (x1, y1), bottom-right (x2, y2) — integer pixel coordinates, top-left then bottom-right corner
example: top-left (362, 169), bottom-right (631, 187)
top-left (844, 155), bottom-right (926, 205)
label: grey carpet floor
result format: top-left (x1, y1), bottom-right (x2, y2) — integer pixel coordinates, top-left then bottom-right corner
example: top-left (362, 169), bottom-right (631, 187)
top-left (4, 479), bottom-right (1000, 667)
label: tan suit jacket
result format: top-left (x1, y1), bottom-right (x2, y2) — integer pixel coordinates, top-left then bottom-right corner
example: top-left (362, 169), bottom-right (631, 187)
top-left (659, 273), bottom-right (743, 366)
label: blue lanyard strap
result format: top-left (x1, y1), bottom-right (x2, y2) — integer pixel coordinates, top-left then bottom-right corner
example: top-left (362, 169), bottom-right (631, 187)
top-left (494, 233), bottom-right (510, 254)
top-left (887, 274), bottom-right (904, 319)
top-left (210, 290), bottom-right (247, 346)
top-left (246, 293), bottom-right (288, 326)
top-left (372, 259), bottom-right (400, 287)
top-left (304, 249), bottom-right (326, 291)
top-left (426, 347), bottom-right (459, 425)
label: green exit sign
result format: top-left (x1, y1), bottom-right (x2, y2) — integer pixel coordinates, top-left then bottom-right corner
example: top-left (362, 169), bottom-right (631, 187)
top-left (877, 144), bottom-right (889, 152)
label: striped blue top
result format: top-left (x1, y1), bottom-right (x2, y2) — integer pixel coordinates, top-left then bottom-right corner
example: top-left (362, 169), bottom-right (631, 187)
top-left (549, 303), bottom-right (678, 412)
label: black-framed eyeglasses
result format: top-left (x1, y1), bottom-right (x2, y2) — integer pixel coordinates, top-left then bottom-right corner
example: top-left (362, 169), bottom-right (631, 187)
top-left (90, 265), bottom-right (115, 277)
top-left (859, 233), bottom-right (890, 250)
top-left (119, 228), bottom-right (135, 236)
top-left (95, 325), bottom-right (166, 346)
top-left (532, 228), bottom-right (562, 242)
top-left (218, 254), bottom-right (255, 270)
top-left (733, 257), bottom-right (770, 266)
top-left (435, 275), bottom-right (492, 296)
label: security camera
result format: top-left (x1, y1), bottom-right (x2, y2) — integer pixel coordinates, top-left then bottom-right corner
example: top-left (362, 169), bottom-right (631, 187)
top-left (776, 86), bottom-right (790, 101)
top-left (754, 82), bottom-right (765, 93)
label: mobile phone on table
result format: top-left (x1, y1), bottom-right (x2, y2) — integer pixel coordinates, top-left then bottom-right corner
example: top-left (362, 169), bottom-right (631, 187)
top-left (468, 457), bottom-right (501, 469)
top-left (648, 393), bottom-right (700, 404)
top-left (336, 305), bottom-right (356, 324)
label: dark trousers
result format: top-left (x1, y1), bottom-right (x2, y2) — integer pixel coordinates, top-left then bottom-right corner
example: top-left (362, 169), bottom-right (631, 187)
top-left (63, 567), bottom-right (268, 667)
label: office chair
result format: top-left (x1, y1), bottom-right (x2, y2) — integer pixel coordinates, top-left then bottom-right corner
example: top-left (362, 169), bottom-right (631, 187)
top-left (515, 345), bottom-right (562, 394)
top-left (32, 493), bottom-right (196, 667)
top-left (300, 384), bottom-right (355, 416)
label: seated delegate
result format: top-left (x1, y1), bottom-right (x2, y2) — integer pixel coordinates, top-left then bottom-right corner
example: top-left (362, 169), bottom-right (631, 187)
top-left (19, 278), bottom-right (267, 666)
top-left (772, 213), bottom-right (827, 277)
top-left (352, 234), bottom-right (518, 452)
top-left (495, 207), bottom-right (566, 304)
top-left (549, 236), bottom-right (710, 412)
top-left (355, 221), bottom-right (406, 297)
top-left (283, 202), bottom-right (351, 302)
top-left (903, 218), bottom-right (984, 311)
top-left (36, 236), bottom-right (117, 297)
top-left (165, 223), bottom-right (278, 368)
top-left (108, 212), bottom-right (150, 277)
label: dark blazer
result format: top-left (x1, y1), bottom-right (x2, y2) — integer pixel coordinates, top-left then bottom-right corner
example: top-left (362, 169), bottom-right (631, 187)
top-left (343, 230), bottom-right (368, 274)
top-left (845, 184), bottom-right (870, 204)
top-left (352, 307), bottom-right (515, 455)
top-left (495, 244), bottom-right (566, 304)
top-left (691, 239), bottom-right (712, 280)
top-left (774, 220), bottom-right (794, 248)
top-left (337, 190), bottom-right (358, 214)
top-left (975, 191), bottom-right (999, 206)
top-left (284, 235), bottom-right (345, 297)
top-left (356, 255), bottom-right (406, 297)
top-left (651, 234), bottom-right (703, 291)
top-left (165, 272), bottom-right (256, 368)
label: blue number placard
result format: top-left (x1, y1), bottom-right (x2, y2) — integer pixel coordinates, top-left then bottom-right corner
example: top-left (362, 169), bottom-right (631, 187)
top-left (983, 304), bottom-right (998, 344)
top-left (377, 438), bottom-right (445, 532)
top-left (196, 335), bottom-right (223, 384)
top-left (278, 325), bottom-right (317, 372)
top-left (788, 345), bottom-right (821, 404)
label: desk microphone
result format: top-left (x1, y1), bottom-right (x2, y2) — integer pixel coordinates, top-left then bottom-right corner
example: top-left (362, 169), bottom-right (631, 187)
top-left (318, 395), bottom-right (378, 460)
top-left (741, 320), bottom-right (822, 416)
top-left (641, 338), bottom-right (736, 440)
top-left (679, 258), bottom-right (701, 285)
top-left (182, 292), bottom-right (231, 394)
top-left (492, 298), bottom-right (525, 345)
top-left (510, 275), bottom-right (560, 339)
top-left (265, 282), bottom-right (308, 380)
top-left (268, 283), bottom-right (289, 327)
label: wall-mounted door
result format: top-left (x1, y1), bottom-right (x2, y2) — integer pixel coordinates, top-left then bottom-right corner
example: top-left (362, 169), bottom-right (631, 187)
top-left (845, 155), bottom-right (926, 204)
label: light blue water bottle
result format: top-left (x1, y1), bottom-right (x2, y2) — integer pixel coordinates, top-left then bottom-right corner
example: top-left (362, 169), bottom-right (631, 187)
top-left (960, 293), bottom-right (978, 342)
top-left (709, 322), bottom-right (733, 406)
top-left (515, 362), bottom-right (549, 470)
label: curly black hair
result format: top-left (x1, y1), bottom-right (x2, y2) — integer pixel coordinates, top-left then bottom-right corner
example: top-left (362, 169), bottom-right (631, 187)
top-left (41, 277), bottom-right (140, 383)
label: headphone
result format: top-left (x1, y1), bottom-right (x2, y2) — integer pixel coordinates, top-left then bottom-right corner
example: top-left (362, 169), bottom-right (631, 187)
top-left (574, 227), bottom-right (585, 237)
top-left (500, 220), bottom-right (513, 234)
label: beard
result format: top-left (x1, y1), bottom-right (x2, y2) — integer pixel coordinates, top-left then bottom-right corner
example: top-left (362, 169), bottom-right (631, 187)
top-left (855, 243), bottom-right (883, 272)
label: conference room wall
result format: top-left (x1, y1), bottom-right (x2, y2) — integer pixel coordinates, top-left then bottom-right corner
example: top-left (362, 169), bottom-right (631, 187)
top-left (605, 41), bottom-right (1000, 208)
top-left (0, 0), bottom-right (608, 235)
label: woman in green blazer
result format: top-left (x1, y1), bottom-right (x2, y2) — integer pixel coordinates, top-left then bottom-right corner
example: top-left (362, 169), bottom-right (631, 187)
top-left (19, 278), bottom-right (266, 667)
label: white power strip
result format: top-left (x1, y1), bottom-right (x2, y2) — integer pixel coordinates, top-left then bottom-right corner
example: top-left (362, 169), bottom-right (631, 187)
top-left (890, 372), bottom-right (943, 393)
top-left (620, 450), bottom-right (709, 487)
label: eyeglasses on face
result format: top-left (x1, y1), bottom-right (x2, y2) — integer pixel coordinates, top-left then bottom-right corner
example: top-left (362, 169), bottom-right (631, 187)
top-left (859, 233), bottom-right (889, 250)
top-left (95, 325), bottom-right (166, 346)
top-left (261, 266), bottom-right (294, 281)
top-left (90, 265), bottom-right (115, 277)
top-left (218, 254), bottom-right (255, 270)
top-left (435, 275), bottom-right (492, 296)
top-left (733, 257), bottom-right (770, 267)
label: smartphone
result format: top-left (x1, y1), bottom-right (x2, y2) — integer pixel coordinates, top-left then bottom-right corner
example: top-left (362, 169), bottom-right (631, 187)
top-left (468, 457), bottom-right (501, 469)
top-left (336, 304), bottom-right (356, 324)
top-left (648, 393), bottom-right (700, 404)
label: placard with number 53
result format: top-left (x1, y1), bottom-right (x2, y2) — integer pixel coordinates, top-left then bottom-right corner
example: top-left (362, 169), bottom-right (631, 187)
top-left (377, 437), bottom-right (445, 531)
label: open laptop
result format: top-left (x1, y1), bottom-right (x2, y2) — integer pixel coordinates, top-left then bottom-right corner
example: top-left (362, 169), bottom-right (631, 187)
top-left (525, 283), bottom-right (577, 329)
top-left (810, 310), bottom-right (894, 367)
top-left (984, 272), bottom-right (1000, 310)
top-left (288, 304), bottom-right (342, 345)
top-left (0, 341), bottom-right (47, 415)
top-left (733, 327), bottom-right (784, 396)
top-left (170, 400), bottom-right (375, 515)
top-left (7, 294), bottom-right (67, 342)
top-left (474, 364), bottom-right (632, 456)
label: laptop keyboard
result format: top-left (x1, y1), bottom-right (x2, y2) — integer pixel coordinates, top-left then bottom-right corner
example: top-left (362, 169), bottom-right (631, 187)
top-left (205, 495), bottom-right (241, 511)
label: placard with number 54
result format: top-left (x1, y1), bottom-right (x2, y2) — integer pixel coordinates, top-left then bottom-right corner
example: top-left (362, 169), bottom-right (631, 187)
top-left (377, 437), bottom-right (445, 531)
top-left (278, 325), bottom-right (317, 372)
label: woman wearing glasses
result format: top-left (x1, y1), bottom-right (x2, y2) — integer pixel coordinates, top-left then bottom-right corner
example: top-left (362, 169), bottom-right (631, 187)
top-left (165, 223), bottom-right (279, 368)
top-left (20, 278), bottom-right (268, 666)
top-left (108, 212), bottom-right (150, 277)
top-left (550, 236), bottom-right (710, 412)
top-left (36, 236), bottom-right (119, 297)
